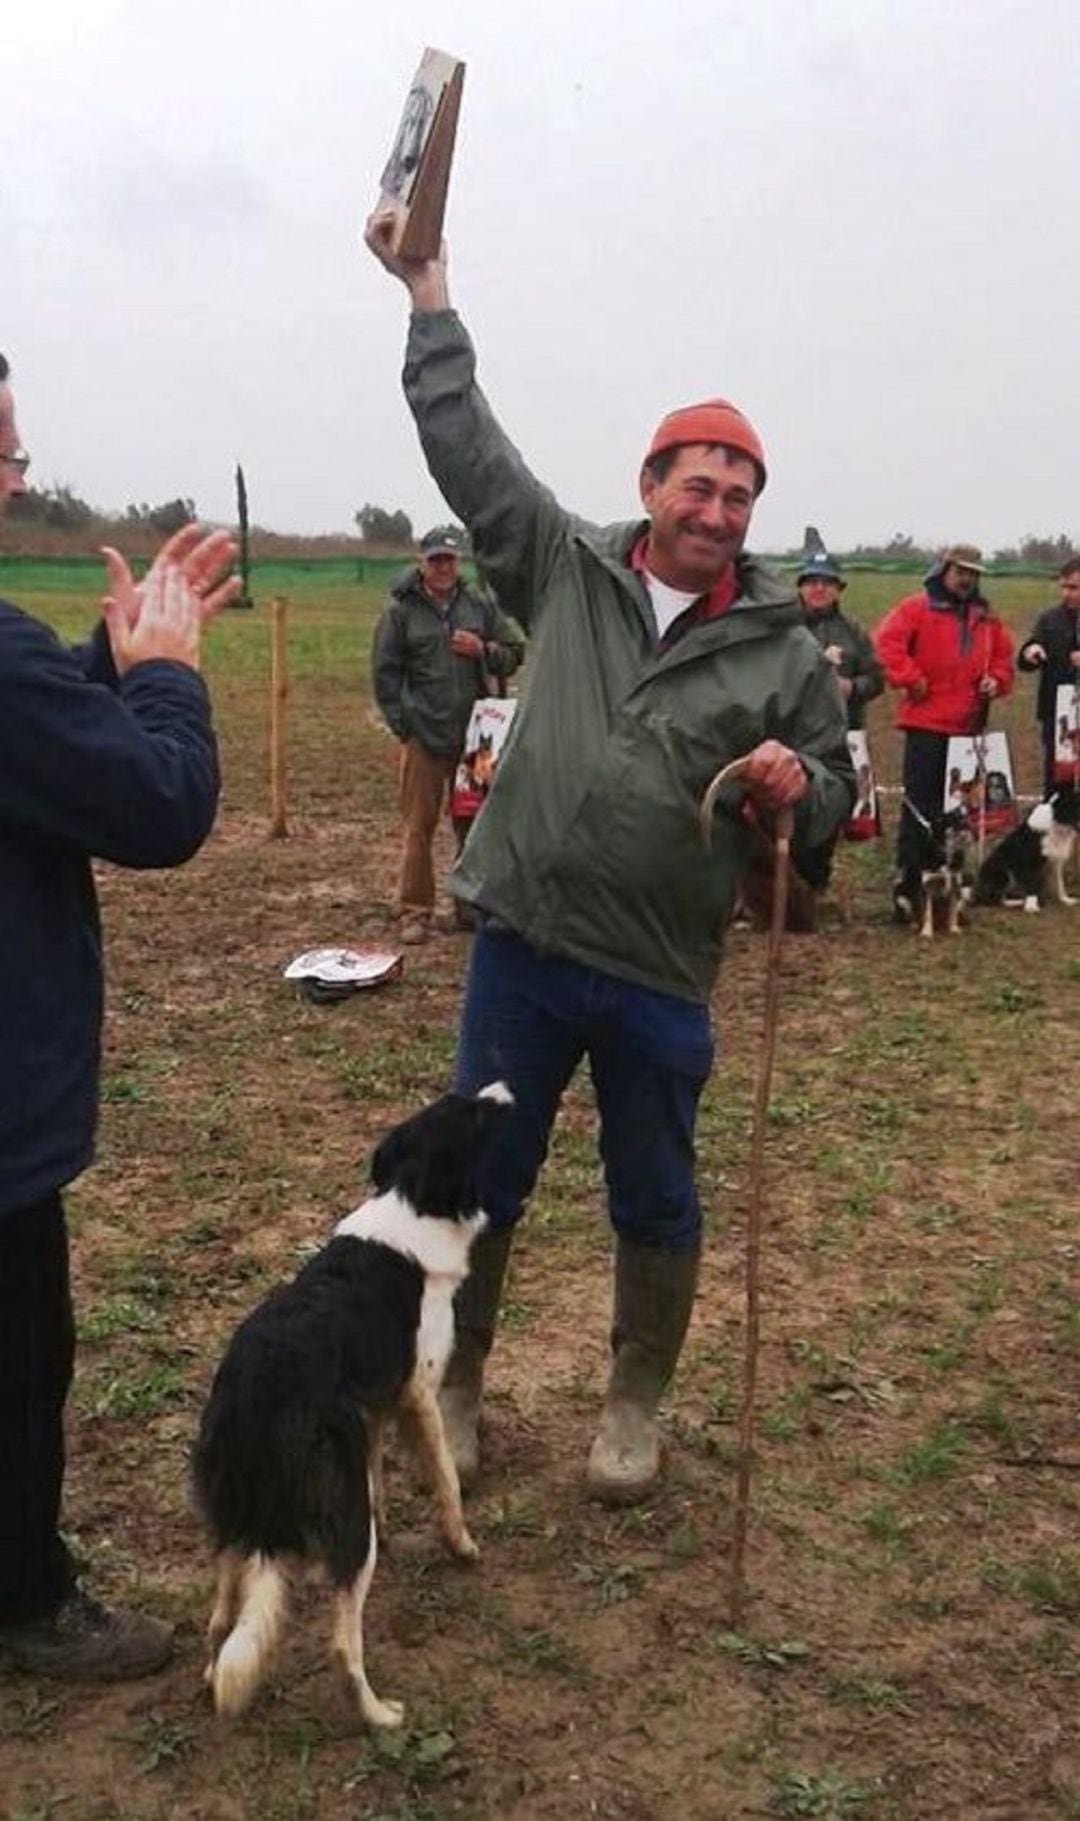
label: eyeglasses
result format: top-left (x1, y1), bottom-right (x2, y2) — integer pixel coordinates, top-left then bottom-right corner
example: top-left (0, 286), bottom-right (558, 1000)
top-left (0, 449), bottom-right (31, 477)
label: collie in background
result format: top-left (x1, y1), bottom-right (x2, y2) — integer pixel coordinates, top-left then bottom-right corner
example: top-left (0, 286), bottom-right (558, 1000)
top-left (192, 1083), bottom-right (512, 1728)
top-left (974, 787), bottom-right (1079, 913)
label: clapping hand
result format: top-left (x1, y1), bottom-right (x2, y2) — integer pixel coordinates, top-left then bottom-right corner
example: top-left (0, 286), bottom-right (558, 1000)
top-left (100, 525), bottom-right (240, 636)
top-left (102, 561), bottom-right (203, 676)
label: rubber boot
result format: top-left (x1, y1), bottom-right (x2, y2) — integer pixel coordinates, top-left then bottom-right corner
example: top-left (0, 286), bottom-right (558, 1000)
top-left (438, 1226), bottom-right (514, 1489)
top-left (586, 1236), bottom-right (700, 1506)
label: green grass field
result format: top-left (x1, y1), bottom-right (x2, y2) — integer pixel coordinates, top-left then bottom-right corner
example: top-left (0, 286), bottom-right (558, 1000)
top-left (1, 556), bottom-right (1077, 1821)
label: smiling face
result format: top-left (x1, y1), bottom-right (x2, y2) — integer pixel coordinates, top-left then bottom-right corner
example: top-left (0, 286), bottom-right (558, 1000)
top-left (640, 443), bottom-right (757, 592)
top-left (419, 550), bottom-right (459, 602)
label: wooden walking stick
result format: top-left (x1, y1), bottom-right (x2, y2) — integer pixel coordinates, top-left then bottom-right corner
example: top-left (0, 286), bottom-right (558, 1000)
top-left (699, 758), bottom-right (795, 1627)
top-left (973, 725), bottom-right (989, 868)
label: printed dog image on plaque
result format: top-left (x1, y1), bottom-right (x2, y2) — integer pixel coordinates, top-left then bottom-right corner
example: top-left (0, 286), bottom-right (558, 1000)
top-left (450, 697), bottom-right (517, 823)
top-left (1052, 683), bottom-right (1080, 787)
top-left (943, 732), bottom-right (1017, 835)
top-left (844, 730), bottom-right (880, 841)
top-left (376, 48), bottom-right (465, 261)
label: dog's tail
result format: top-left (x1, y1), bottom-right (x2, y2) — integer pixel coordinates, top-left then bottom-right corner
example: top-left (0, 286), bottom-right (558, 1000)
top-left (211, 1554), bottom-right (287, 1717)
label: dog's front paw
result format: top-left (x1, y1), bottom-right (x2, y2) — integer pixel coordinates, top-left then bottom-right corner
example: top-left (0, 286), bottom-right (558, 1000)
top-left (1023, 896), bottom-right (1040, 914)
top-left (363, 1692), bottom-right (405, 1729)
top-left (450, 1527), bottom-right (480, 1563)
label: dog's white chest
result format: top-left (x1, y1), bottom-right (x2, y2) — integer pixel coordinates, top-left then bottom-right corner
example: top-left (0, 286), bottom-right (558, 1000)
top-left (417, 1277), bottom-right (458, 1388)
top-left (1044, 822), bottom-right (1076, 865)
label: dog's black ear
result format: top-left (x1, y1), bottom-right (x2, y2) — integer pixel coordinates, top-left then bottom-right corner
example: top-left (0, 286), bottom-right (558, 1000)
top-left (371, 1104), bottom-right (443, 1192)
top-left (369, 1123), bottom-right (407, 1193)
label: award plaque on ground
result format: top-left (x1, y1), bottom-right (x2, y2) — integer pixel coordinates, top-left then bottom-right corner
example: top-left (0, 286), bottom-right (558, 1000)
top-left (844, 730), bottom-right (881, 841)
top-left (377, 47), bottom-right (465, 261)
top-left (943, 731), bottom-right (1017, 835)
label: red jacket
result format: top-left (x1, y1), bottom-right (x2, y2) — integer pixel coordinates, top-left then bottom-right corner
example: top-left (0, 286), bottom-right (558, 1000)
top-left (873, 585), bottom-right (1014, 733)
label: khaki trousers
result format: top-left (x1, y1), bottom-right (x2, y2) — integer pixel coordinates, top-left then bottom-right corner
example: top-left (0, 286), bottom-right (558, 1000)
top-left (398, 739), bottom-right (461, 918)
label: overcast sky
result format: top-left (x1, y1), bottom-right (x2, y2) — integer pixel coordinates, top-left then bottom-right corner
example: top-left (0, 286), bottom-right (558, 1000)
top-left (3, 0), bottom-right (1077, 553)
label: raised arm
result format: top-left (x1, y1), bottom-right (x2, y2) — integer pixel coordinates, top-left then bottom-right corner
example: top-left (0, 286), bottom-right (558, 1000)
top-left (364, 213), bottom-right (569, 630)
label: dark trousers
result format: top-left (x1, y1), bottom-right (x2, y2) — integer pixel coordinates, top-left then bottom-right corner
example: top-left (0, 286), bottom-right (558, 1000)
top-left (0, 1193), bottom-right (77, 1622)
top-left (453, 926), bottom-right (714, 1251)
top-left (896, 729), bottom-right (949, 874)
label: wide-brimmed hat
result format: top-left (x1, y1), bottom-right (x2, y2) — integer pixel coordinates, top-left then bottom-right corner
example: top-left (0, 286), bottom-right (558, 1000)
top-left (419, 527), bottom-right (466, 557)
top-left (796, 525), bottom-right (845, 588)
top-left (940, 543), bottom-right (986, 572)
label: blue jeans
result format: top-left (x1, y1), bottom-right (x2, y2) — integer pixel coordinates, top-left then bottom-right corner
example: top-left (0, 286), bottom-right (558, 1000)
top-left (453, 928), bottom-right (714, 1251)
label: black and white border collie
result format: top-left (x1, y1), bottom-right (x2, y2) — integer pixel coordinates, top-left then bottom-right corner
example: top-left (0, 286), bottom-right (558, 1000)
top-left (974, 787), bottom-right (1079, 914)
top-left (896, 805), bottom-right (970, 938)
top-left (191, 1083), bottom-right (512, 1728)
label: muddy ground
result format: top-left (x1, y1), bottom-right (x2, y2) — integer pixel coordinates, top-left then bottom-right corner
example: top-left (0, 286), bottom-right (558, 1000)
top-left (2, 574), bottom-right (1077, 1821)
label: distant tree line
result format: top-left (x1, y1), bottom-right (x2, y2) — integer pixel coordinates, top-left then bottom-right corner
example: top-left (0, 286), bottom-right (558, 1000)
top-left (354, 504), bottom-right (470, 552)
top-left (989, 533), bottom-right (1078, 569)
top-left (7, 486), bottom-right (1072, 571)
top-left (780, 530), bottom-right (1078, 569)
top-left (355, 503), bottom-right (413, 546)
top-left (8, 485), bottom-right (196, 537)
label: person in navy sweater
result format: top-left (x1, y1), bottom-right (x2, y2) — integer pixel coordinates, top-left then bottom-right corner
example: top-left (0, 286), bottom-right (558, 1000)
top-left (0, 351), bottom-right (239, 1681)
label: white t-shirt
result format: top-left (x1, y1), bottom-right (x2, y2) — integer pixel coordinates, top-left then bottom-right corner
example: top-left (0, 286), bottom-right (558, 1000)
top-left (641, 569), bottom-right (701, 641)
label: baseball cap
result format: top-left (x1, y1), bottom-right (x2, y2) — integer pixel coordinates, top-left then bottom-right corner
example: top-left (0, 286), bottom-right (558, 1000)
top-left (419, 527), bottom-right (466, 557)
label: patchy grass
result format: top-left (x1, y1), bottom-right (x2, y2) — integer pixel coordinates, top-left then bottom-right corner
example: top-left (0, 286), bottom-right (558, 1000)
top-left (1, 568), bottom-right (1076, 1820)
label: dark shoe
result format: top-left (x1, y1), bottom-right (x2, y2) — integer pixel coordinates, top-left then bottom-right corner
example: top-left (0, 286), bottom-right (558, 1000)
top-left (0, 1589), bottom-right (174, 1682)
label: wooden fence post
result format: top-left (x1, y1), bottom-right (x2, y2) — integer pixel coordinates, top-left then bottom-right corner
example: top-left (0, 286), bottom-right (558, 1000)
top-left (270, 596), bottom-right (289, 838)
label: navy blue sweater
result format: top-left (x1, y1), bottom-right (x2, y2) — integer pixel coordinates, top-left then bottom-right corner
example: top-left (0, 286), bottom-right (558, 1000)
top-left (0, 599), bottom-right (219, 1218)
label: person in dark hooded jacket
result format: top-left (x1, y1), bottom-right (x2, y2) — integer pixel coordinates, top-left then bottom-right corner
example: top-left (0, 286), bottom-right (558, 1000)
top-left (364, 211), bottom-right (854, 1509)
top-left (792, 531), bottom-right (883, 892)
top-left (371, 527), bottom-right (524, 942)
top-left (796, 532), bottom-right (882, 731)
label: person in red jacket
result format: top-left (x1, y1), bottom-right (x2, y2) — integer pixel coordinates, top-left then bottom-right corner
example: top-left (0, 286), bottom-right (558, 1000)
top-left (873, 545), bottom-right (1014, 921)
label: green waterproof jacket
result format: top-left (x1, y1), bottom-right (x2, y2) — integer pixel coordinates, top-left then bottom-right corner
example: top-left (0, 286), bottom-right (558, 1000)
top-left (802, 603), bottom-right (884, 730)
top-left (372, 569), bottom-right (525, 758)
top-left (402, 310), bottom-right (855, 1002)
